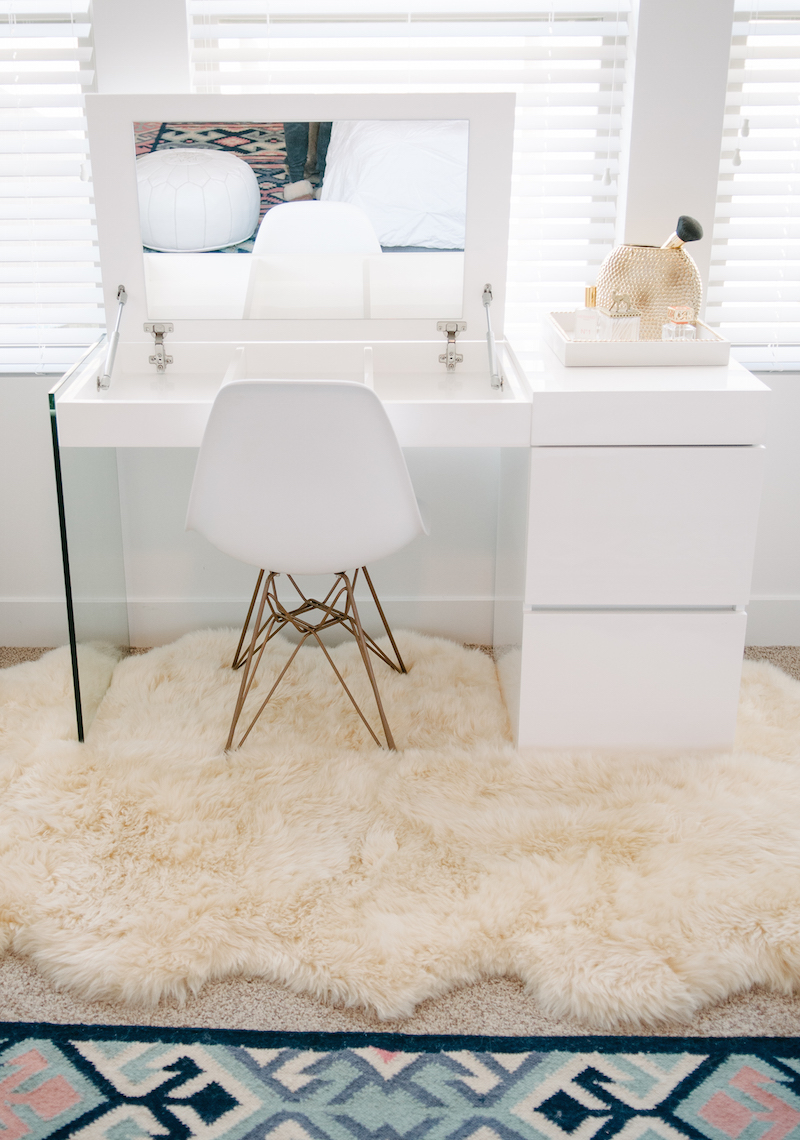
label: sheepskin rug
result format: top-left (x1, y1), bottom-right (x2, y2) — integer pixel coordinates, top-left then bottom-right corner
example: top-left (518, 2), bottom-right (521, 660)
top-left (2, 629), bottom-right (800, 1030)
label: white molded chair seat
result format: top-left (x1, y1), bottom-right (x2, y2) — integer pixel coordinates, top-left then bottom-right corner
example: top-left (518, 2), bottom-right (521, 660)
top-left (187, 379), bottom-right (424, 574)
top-left (186, 379), bottom-right (427, 751)
top-left (251, 201), bottom-right (382, 255)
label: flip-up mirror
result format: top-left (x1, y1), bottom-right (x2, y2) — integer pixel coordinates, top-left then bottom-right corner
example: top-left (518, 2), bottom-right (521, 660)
top-left (86, 93), bottom-right (515, 344)
top-left (134, 118), bottom-right (468, 320)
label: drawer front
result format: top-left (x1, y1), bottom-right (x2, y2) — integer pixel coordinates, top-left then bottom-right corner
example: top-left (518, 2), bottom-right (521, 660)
top-left (516, 609), bottom-right (747, 750)
top-left (525, 445), bottom-right (764, 606)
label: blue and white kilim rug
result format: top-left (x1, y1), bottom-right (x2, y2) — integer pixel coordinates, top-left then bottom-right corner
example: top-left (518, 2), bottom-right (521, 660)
top-left (2, 1023), bottom-right (799, 1140)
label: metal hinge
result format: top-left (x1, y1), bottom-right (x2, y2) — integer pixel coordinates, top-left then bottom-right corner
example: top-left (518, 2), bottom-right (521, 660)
top-left (144, 322), bottom-right (174, 373)
top-left (437, 320), bottom-right (467, 371)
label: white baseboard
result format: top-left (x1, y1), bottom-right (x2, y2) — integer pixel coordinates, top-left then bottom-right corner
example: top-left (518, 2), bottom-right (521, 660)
top-left (0, 596), bottom-right (496, 649)
top-left (746, 598), bottom-right (800, 646)
top-left (8, 595), bottom-right (796, 651)
top-left (126, 597), bottom-right (496, 649)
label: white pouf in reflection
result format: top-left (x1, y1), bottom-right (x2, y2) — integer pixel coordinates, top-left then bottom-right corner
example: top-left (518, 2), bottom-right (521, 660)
top-left (137, 148), bottom-right (261, 253)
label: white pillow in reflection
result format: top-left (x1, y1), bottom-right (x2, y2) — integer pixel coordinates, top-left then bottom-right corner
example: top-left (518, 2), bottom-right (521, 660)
top-left (136, 148), bottom-right (260, 253)
top-left (321, 120), bottom-right (468, 251)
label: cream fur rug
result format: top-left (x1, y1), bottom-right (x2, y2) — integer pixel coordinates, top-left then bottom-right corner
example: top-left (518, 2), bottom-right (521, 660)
top-left (2, 630), bottom-right (800, 1030)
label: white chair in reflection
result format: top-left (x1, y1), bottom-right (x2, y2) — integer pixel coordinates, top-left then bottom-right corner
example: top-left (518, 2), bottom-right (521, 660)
top-left (251, 200), bottom-right (382, 255)
top-left (245, 202), bottom-right (382, 318)
top-left (186, 378), bottom-right (427, 752)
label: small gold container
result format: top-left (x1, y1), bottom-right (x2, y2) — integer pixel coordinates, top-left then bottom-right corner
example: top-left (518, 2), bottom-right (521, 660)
top-left (596, 245), bottom-right (702, 340)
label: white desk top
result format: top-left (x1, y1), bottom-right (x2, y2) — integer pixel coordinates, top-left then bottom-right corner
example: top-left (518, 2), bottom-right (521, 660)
top-left (54, 335), bottom-right (769, 450)
top-left (512, 343), bottom-right (769, 446)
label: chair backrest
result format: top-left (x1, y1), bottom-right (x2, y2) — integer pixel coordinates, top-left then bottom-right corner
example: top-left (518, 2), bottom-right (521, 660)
top-left (186, 380), bottom-right (426, 575)
top-left (251, 201), bottom-right (382, 255)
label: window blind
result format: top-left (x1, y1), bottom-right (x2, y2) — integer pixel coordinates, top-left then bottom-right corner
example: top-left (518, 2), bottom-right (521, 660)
top-left (188, 0), bottom-right (630, 347)
top-left (708, 0), bottom-right (800, 362)
top-left (0, 0), bottom-right (102, 373)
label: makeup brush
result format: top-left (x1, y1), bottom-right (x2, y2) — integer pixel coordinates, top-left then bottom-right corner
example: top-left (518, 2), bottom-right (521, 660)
top-left (660, 215), bottom-right (703, 250)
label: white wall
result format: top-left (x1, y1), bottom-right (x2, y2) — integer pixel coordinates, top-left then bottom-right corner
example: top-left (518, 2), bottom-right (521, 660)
top-left (116, 447), bottom-right (501, 647)
top-left (746, 373), bottom-right (800, 645)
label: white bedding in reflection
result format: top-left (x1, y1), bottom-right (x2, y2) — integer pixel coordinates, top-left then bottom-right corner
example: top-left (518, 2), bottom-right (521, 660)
top-left (320, 120), bottom-right (468, 251)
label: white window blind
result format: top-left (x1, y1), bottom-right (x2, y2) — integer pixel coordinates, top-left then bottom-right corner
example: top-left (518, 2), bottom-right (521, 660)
top-left (0, 0), bottom-right (102, 374)
top-left (188, 0), bottom-right (630, 346)
top-left (708, 0), bottom-right (800, 361)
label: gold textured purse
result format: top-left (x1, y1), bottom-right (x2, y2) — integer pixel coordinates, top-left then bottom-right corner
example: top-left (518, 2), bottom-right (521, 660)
top-left (596, 245), bottom-right (702, 341)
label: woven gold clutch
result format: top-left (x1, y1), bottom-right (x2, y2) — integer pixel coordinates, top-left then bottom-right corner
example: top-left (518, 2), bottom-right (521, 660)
top-left (596, 245), bottom-right (702, 340)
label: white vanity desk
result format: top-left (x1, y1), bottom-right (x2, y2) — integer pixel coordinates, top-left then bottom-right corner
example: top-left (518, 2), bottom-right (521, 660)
top-left (53, 89), bottom-right (768, 749)
top-left (54, 336), bottom-right (768, 752)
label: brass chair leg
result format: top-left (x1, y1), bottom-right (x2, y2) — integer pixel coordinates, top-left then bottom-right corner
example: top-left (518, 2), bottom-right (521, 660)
top-left (225, 569), bottom-right (403, 752)
top-left (226, 571), bottom-right (273, 751)
top-left (361, 565), bottom-right (407, 674)
top-left (231, 569), bottom-right (264, 670)
top-left (341, 573), bottom-right (397, 750)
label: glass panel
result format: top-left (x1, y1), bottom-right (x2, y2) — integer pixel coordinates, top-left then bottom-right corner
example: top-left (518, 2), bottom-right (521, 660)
top-left (50, 361), bottom-right (129, 740)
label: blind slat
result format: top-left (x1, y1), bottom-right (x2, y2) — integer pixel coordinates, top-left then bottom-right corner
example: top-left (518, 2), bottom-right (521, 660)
top-left (196, 67), bottom-right (622, 85)
top-left (0, 284), bottom-right (101, 301)
top-left (192, 45), bottom-right (627, 61)
top-left (0, 69), bottom-right (95, 83)
top-left (0, 222), bottom-right (97, 240)
top-left (0, 138), bottom-right (91, 154)
top-left (1, 246), bottom-right (98, 264)
top-left (1, 115), bottom-right (88, 130)
top-left (0, 179), bottom-right (94, 197)
top-left (0, 264), bottom-right (101, 282)
top-left (0, 200), bottom-right (95, 219)
top-left (713, 224), bottom-right (800, 237)
top-left (0, 327), bottom-right (102, 344)
top-left (191, 19), bottom-right (628, 39)
top-left (0, 47), bottom-right (93, 60)
top-left (0, 304), bottom-right (102, 322)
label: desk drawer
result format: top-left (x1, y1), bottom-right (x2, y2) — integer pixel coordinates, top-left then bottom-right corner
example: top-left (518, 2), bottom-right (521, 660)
top-left (525, 445), bottom-right (764, 607)
top-left (515, 609), bottom-right (746, 750)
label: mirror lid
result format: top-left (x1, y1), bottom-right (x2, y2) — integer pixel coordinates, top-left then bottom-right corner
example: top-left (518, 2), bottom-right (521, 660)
top-left (86, 91), bottom-right (515, 344)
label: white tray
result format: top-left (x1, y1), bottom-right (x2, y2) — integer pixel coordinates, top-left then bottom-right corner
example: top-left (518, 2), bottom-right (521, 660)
top-left (544, 311), bottom-right (731, 367)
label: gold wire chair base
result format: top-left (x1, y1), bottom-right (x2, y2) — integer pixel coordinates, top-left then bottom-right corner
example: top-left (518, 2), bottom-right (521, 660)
top-left (225, 567), bottom-right (407, 752)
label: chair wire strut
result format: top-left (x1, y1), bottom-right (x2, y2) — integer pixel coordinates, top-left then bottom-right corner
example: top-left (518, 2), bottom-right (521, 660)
top-left (226, 567), bottom-right (406, 752)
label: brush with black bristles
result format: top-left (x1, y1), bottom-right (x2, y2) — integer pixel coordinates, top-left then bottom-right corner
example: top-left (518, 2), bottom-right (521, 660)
top-left (660, 215), bottom-right (703, 250)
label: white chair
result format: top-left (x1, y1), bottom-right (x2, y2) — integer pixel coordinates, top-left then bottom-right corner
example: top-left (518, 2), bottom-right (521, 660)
top-left (251, 200), bottom-right (382, 255)
top-left (186, 379), bottom-right (427, 751)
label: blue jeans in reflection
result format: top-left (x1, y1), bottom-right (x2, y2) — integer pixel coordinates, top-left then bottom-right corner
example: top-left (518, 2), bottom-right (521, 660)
top-left (283, 122), bottom-right (332, 185)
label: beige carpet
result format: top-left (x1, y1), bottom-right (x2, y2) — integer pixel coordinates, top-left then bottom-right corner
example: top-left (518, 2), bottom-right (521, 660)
top-left (2, 638), bottom-right (800, 1037)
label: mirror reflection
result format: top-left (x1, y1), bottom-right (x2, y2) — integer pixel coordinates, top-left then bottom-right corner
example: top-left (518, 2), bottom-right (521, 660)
top-left (134, 120), bottom-right (468, 320)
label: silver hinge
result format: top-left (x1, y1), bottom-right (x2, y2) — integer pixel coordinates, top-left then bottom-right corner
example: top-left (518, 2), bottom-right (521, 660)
top-left (437, 320), bottom-right (467, 371)
top-left (144, 322), bottom-right (174, 373)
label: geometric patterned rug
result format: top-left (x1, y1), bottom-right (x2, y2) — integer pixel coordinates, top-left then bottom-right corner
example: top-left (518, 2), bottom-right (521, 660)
top-left (3, 1024), bottom-right (799, 1140)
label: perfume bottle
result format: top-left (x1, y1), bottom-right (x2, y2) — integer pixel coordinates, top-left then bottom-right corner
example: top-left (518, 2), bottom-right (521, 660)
top-left (597, 292), bottom-right (641, 341)
top-left (662, 305), bottom-right (696, 341)
top-left (573, 286), bottom-right (599, 341)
